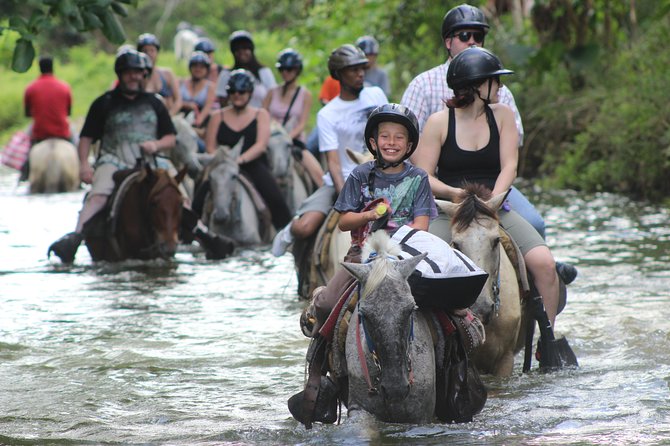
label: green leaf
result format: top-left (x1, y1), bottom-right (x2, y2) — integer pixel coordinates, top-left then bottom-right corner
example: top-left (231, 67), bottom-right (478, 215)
top-left (110, 2), bottom-right (128, 17)
top-left (82, 11), bottom-right (103, 29)
top-left (12, 38), bottom-right (35, 73)
top-left (8, 16), bottom-right (29, 32)
top-left (99, 9), bottom-right (126, 44)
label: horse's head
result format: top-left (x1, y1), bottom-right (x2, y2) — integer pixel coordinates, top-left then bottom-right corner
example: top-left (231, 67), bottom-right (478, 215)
top-left (343, 232), bottom-right (426, 403)
top-left (142, 167), bottom-right (185, 258)
top-left (208, 140), bottom-right (244, 224)
top-left (437, 185), bottom-right (508, 323)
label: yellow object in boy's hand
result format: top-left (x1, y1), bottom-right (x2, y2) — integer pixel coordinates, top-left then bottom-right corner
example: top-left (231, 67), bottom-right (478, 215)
top-left (375, 203), bottom-right (388, 216)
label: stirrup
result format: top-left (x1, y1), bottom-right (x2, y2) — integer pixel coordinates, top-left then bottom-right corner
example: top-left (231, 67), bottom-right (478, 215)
top-left (287, 376), bottom-right (338, 426)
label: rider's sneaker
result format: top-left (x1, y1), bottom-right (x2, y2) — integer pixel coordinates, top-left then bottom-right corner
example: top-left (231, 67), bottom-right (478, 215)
top-left (47, 232), bottom-right (83, 264)
top-left (287, 376), bottom-right (338, 425)
top-left (271, 222), bottom-right (294, 257)
top-left (194, 228), bottom-right (235, 260)
top-left (556, 261), bottom-right (578, 285)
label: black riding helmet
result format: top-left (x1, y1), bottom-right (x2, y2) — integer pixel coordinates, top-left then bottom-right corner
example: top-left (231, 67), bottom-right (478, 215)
top-left (364, 103), bottom-right (420, 167)
top-left (194, 38), bottom-right (216, 53)
top-left (137, 33), bottom-right (161, 51)
top-left (189, 51), bottom-right (211, 70)
top-left (356, 35), bottom-right (380, 55)
top-left (115, 49), bottom-right (152, 78)
top-left (441, 4), bottom-right (489, 39)
top-left (276, 48), bottom-right (303, 71)
top-left (226, 69), bottom-right (255, 93)
top-left (327, 44), bottom-right (368, 80)
top-left (229, 30), bottom-right (254, 52)
top-left (447, 47), bottom-right (513, 91)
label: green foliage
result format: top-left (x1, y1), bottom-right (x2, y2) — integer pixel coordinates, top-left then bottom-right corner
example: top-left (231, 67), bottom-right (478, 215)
top-left (550, 15), bottom-right (670, 201)
top-left (1, 0), bottom-right (136, 72)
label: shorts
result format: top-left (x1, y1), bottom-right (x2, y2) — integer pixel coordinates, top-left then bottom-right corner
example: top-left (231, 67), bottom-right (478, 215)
top-left (428, 207), bottom-right (545, 256)
top-left (90, 163), bottom-right (118, 196)
top-left (295, 184), bottom-right (336, 217)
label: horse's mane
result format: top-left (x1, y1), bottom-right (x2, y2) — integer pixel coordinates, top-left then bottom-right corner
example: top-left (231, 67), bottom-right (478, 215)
top-left (360, 231), bottom-right (402, 299)
top-left (452, 182), bottom-right (498, 232)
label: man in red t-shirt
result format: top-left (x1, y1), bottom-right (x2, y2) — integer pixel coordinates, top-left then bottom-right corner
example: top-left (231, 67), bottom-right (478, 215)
top-left (24, 56), bottom-right (73, 144)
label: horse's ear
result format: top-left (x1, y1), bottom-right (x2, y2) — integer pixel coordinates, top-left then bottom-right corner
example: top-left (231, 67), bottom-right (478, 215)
top-left (174, 167), bottom-right (188, 184)
top-left (486, 189), bottom-right (510, 211)
top-left (395, 252), bottom-right (427, 280)
top-left (435, 199), bottom-right (459, 218)
top-left (341, 261), bottom-right (372, 283)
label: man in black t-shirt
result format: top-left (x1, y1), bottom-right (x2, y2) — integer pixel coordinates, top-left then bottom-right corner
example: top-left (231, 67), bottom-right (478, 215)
top-left (48, 50), bottom-right (232, 263)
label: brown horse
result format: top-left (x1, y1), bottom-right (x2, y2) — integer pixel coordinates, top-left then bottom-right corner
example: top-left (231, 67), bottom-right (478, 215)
top-left (84, 166), bottom-right (185, 261)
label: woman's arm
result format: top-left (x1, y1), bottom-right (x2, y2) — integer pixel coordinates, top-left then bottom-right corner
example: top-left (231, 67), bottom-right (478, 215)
top-left (164, 68), bottom-right (183, 116)
top-left (204, 109), bottom-right (222, 154)
top-left (411, 111), bottom-right (464, 201)
top-left (195, 80), bottom-right (217, 127)
top-left (289, 88), bottom-right (312, 140)
top-left (491, 105), bottom-right (519, 197)
top-left (237, 108), bottom-right (271, 165)
top-left (261, 87), bottom-right (273, 111)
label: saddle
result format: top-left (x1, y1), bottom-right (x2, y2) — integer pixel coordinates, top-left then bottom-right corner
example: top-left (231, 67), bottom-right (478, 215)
top-left (293, 209), bottom-right (342, 299)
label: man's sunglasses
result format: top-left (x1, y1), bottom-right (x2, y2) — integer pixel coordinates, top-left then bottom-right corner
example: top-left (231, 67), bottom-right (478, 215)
top-left (454, 31), bottom-right (485, 44)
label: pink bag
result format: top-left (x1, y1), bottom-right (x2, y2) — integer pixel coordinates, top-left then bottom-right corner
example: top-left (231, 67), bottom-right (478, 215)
top-left (1, 130), bottom-right (30, 170)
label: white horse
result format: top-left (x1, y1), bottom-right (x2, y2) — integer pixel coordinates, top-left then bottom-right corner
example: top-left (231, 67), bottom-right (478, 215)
top-left (435, 187), bottom-right (524, 376)
top-left (28, 138), bottom-right (79, 194)
top-left (266, 121), bottom-right (315, 214)
top-left (174, 27), bottom-right (199, 61)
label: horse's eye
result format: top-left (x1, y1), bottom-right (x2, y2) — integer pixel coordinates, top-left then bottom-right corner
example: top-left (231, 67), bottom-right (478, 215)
top-left (493, 237), bottom-right (501, 248)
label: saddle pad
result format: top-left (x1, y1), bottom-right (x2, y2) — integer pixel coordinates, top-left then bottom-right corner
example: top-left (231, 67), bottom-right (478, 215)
top-left (391, 226), bottom-right (489, 310)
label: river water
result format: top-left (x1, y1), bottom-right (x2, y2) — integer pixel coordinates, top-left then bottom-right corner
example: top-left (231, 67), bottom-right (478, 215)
top-left (1, 166), bottom-right (669, 445)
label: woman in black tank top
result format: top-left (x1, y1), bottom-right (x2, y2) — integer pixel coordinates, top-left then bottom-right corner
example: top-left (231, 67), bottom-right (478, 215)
top-left (205, 69), bottom-right (291, 229)
top-left (412, 47), bottom-right (566, 330)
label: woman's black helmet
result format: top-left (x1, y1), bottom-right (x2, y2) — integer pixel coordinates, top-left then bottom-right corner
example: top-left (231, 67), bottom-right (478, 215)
top-left (115, 49), bottom-right (152, 78)
top-left (137, 33), bottom-right (161, 51)
top-left (441, 4), bottom-right (489, 39)
top-left (364, 103), bottom-right (420, 160)
top-left (356, 35), bottom-right (380, 55)
top-left (327, 44), bottom-right (368, 80)
top-left (226, 69), bottom-right (255, 93)
top-left (194, 38), bottom-right (216, 53)
top-left (276, 48), bottom-right (303, 71)
top-left (229, 30), bottom-right (254, 52)
top-left (447, 47), bottom-right (513, 90)
top-left (189, 51), bottom-right (211, 69)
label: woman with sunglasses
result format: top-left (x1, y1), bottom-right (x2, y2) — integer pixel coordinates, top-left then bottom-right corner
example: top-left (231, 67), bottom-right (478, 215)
top-left (205, 69), bottom-right (292, 230)
top-left (412, 46), bottom-right (567, 331)
top-left (262, 48), bottom-right (324, 187)
top-left (401, 2), bottom-right (549, 245)
top-left (215, 30), bottom-right (277, 108)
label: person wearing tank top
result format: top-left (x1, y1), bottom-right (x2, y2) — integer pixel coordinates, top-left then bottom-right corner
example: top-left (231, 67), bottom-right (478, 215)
top-left (263, 48), bottom-right (324, 188)
top-left (412, 47), bottom-right (568, 330)
top-left (205, 71), bottom-right (292, 229)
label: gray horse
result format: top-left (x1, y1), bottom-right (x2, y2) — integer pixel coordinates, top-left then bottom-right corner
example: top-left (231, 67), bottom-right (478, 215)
top-left (342, 231), bottom-right (435, 423)
top-left (201, 139), bottom-right (274, 246)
